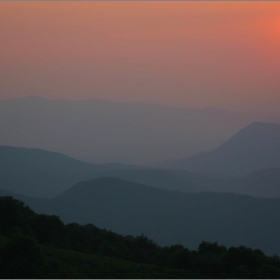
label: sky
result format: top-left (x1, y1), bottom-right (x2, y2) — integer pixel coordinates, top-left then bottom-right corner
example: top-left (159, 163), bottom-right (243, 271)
top-left (1, 1), bottom-right (280, 114)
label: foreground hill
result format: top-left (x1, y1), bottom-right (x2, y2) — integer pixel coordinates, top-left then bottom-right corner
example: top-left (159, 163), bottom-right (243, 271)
top-left (162, 122), bottom-right (280, 176)
top-left (18, 177), bottom-right (280, 256)
top-left (1, 196), bottom-right (280, 279)
top-left (0, 236), bottom-right (195, 279)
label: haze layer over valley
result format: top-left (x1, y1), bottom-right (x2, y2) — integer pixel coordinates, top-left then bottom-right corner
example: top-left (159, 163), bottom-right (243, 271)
top-left (1, 96), bottom-right (280, 166)
top-left (2, 120), bottom-right (280, 199)
top-left (2, 2), bottom-right (280, 277)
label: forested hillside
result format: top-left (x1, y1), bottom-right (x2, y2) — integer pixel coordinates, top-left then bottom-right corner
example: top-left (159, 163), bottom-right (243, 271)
top-left (1, 196), bottom-right (280, 279)
top-left (21, 177), bottom-right (280, 256)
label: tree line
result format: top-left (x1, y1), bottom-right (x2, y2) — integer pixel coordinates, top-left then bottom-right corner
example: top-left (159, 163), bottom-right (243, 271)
top-left (1, 195), bottom-right (280, 278)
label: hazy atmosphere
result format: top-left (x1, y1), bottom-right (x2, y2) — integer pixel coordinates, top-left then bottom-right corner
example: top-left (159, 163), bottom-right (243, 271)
top-left (1, 2), bottom-right (280, 114)
top-left (1, 2), bottom-right (280, 278)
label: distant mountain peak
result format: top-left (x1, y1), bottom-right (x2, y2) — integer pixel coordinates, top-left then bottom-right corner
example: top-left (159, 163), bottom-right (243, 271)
top-left (162, 121), bottom-right (280, 176)
top-left (240, 121), bottom-right (280, 132)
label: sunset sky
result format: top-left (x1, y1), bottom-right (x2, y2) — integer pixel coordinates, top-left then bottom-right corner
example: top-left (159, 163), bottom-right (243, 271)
top-left (1, 1), bottom-right (280, 114)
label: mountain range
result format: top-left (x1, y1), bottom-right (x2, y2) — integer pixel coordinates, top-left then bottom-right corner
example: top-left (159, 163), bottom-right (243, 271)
top-left (1, 120), bottom-right (280, 256)
top-left (0, 96), bottom-right (270, 165)
top-left (0, 145), bottom-right (209, 198)
top-left (2, 120), bottom-right (280, 199)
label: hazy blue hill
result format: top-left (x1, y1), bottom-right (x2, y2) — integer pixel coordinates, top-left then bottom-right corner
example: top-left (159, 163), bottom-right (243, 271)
top-left (22, 177), bottom-right (280, 256)
top-left (96, 165), bottom-right (280, 198)
top-left (0, 145), bottom-right (210, 198)
top-left (168, 170), bottom-right (239, 193)
top-left (99, 162), bottom-right (153, 171)
top-left (235, 168), bottom-right (280, 198)
top-left (2, 140), bottom-right (280, 201)
top-left (90, 169), bottom-right (206, 193)
top-left (162, 122), bottom-right (280, 176)
top-left (0, 146), bottom-right (101, 198)
top-left (168, 168), bottom-right (280, 198)
top-left (0, 145), bottom-right (206, 198)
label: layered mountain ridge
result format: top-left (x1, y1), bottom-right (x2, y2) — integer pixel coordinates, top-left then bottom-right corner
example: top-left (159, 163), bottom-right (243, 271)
top-left (0, 96), bottom-right (256, 165)
top-left (2, 177), bottom-right (280, 256)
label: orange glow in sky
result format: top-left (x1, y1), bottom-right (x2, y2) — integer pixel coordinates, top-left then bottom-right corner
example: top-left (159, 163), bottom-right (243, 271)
top-left (0, 2), bottom-right (280, 114)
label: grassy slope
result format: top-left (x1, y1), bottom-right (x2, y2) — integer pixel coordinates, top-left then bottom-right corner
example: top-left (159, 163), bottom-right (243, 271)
top-left (0, 236), bottom-right (198, 279)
